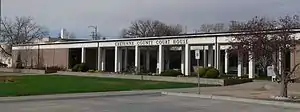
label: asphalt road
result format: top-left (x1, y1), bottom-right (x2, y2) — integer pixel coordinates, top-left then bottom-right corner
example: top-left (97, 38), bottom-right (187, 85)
top-left (0, 94), bottom-right (297, 112)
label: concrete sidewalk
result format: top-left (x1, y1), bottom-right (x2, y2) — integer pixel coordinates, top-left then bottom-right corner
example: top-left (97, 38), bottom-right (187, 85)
top-left (0, 90), bottom-right (161, 103)
top-left (159, 80), bottom-right (300, 108)
top-left (161, 92), bottom-right (300, 109)
top-left (162, 80), bottom-right (300, 101)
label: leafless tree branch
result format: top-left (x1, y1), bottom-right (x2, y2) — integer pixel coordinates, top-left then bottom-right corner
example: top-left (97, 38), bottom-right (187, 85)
top-left (0, 16), bottom-right (48, 56)
top-left (121, 19), bottom-right (182, 38)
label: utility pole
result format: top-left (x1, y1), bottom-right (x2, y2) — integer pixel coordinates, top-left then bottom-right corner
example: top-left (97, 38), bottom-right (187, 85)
top-left (88, 25), bottom-right (98, 40)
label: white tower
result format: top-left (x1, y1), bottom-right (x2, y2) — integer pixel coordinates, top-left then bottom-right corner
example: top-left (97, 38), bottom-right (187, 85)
top-left (60, 28), bottom-right (65, 39)
top-left (60, 28), bottom-right (70, 39)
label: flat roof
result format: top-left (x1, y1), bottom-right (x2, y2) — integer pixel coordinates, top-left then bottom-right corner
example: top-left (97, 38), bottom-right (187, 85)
top-left (14, 29), bottom-right (300, 46)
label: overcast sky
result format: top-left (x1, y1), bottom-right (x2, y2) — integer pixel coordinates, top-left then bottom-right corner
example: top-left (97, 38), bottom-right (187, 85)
top-left (2, 0), bottom-right (300, 39)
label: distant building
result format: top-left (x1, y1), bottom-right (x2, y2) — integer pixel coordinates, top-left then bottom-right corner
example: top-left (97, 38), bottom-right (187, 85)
top-left (0, 44), bottom-right (12, 67)
top-left (30, 37), bottom-right (61, 44)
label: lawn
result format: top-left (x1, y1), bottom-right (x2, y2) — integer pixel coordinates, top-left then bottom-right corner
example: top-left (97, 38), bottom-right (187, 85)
top-left (0, 75), bottom-right (210, 97)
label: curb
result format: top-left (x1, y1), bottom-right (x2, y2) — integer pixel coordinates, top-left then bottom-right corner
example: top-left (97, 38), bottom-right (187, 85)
top-left (161, 92), bottom-right (300, 109)
top-left (0, 91), bottom-right (161, 103)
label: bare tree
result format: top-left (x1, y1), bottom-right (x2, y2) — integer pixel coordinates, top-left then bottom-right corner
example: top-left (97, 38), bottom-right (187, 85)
top-left (229, 15), bottom-right (300, 98)
top-left (273, 15), bottom-right (300, 97)
top-left (0, 16), bottom-right (48, 56)
top-left (199, 23), bottom-right (227, 33)
top-left (229, 16), bottom-right (277, 76)
top-left (121, 19), bottom-right (182, 38)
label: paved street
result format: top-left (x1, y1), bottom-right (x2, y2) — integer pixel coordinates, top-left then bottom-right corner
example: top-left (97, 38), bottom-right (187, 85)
top-left (0, 94), bottom-right (297, 112)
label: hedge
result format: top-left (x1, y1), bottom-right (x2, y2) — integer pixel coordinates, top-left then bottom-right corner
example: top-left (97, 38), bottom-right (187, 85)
top-left (72, 63), bottom-right (89, 72)
top-left (160, 69), bottom-right (183, 77)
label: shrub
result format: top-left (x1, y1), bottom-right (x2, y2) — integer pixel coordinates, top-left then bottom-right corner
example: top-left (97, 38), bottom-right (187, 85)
top-left (72, 63), bottom-right (89, 72)
top-left (196, 67), bottom-right (214, 77)
top-left (72, 64), bottom-right (80, 72)
top-left (197, 67), bottom-right (207, 77)
top-left (204, 68), bottom-right (220, 78)
top-left (88, 69), bottom-right (95, 73)
top-left (160, 69), bottom-right (183, 77)
top-left (78, 63), bottom-right (89, 72)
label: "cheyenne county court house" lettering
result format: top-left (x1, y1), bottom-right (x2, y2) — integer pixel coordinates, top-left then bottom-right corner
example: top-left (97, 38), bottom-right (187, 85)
top-left (115, 39), bottom-right (188, 46)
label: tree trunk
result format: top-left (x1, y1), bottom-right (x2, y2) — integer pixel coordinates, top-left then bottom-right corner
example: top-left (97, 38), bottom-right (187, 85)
top-left (271, 52), bottom-right (288, 97)
top-left (263, 67), bottom-right (268, 76)
top-left (280, 78), bottom-right (288, 97)
top-left (279, 51), bottom-right (288, 97)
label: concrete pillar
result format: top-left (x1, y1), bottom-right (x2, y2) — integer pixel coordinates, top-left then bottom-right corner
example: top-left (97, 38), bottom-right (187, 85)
top-left (181, 47), bottom-right (185, 74)
top-left (114, 46), bottom-right (119, 72)
top-left (215, 44), bottom-right (220, 70)
top-left (238, 52), bottom-right (244, 77)
top-left (117, 48), bottom-right (122, 72)
top-left (123, 48), bottom-right (128, 71)
top-left (97, 47), bottom-right (102, 71)
top-left (101, 48), bottom-right (106, 71)
top-left (278, 51), bottom-right (282, 75)
top-left (165, 47), bottom-right (170, 70)
top-left (224, 49), bottom-right (229, 74)
top-left (203, 47), bottom-right (207, 67)
top-left (248, 52), bottom-right (255, 79)
top-left (135, 45), bottom-right (140, 73)
top-left (185, 44), bottom-right (191, 76)
top-left (146, 49), bottom-right (150, 72)
top-left (158, 45), bottom-right (165, 74)
top-left (81, 47), bottom-right (85, 63)
top-left (208, 45), bottom-right (213, 67)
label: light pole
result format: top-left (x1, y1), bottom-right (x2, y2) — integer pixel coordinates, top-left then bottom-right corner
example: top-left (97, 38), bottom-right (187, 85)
top-left (88, 25), bottom-right (98, 40)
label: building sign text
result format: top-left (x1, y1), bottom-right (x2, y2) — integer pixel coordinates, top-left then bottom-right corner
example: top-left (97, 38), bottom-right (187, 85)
top-left (115, 39), bottom-right (188, 46)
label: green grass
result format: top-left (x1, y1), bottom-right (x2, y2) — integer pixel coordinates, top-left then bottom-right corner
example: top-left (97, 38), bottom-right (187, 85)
top-left (0, 75), bottom-right (211, 97)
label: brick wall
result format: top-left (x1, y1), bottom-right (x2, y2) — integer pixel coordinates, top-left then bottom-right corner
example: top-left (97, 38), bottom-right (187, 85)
top-left (12, 48), bottom-right (69, 69)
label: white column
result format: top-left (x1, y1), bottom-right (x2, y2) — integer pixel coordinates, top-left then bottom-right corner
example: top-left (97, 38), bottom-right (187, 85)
top-left (215, 44), bottom-right (220, 70)
top-left (158, 45), bottom-right (165, 74)
top-left (224, 49), bottom-right (229, 74)
top-left (238, 52), bottom-right (244, 77)
top-left (181, 47), bottom-right (185, 74)
top-left (101, 48), bottom-right (106, 71)
top-left (117, 48), bottom-right (122, 72)
top-left (123, 48), bottom-right (128, 71)
top-left (185, 44), bottom-right (191, 76)
top-left (208, 45), bottom-right (213, 67)
top-left (165, 47), bottom-right (170, 70)
top-left (97, 47), bottom-right (102, 71)
top-left (135, 45), bottom-right (140, 73)
top-left (81, 47), bottom-right (85, 63)
top-left (114, 46), bottom-right (119, 72)
top-left (181, 46), bottom-right (185, 74)
top-left (146, 49), bottom-right (150, 72)
top-left (278, 52), bottom-right (282, 75)
top-left (248, 52), bottom-right (255, 79)
top-left (203, 47), bottom-right (207, 67)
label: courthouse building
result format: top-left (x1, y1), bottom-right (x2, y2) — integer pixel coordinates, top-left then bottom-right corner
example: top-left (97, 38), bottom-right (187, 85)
top-left (11, 30), bottom-right (300, 79)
